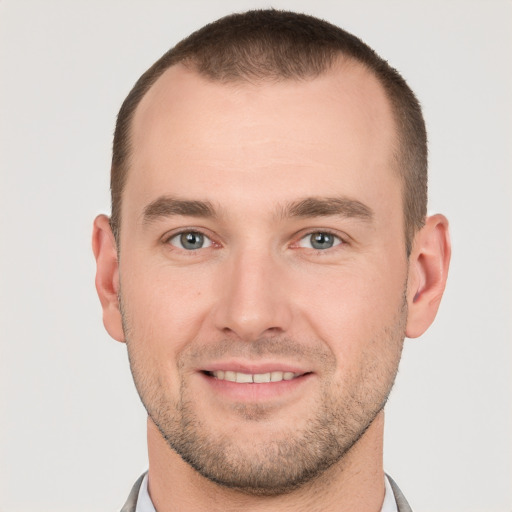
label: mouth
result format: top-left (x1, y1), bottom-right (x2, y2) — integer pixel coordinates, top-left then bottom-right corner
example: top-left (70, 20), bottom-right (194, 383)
top-left (204, 370), bottom-right (307, 383)
top-left (197, 362), bottom-right (314, 402)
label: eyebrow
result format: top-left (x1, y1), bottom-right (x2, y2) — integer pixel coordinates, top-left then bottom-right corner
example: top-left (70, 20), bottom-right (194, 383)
top-left (141, 195), bottom-right (373, 224)
top-left (281, 197), bottom-right (374, 221)
top-left (142, 196), bottom-right (216, 223)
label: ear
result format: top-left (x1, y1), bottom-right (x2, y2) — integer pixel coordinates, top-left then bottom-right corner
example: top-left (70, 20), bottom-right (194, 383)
top-left (92, 214), bottom-right (125, 342)
top-left (406, 214), bottom-right (451, 338)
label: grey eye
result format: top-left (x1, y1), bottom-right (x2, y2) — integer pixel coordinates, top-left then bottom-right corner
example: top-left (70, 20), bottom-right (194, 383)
top-left (169, 231), bottom-right (212, 250)
top-left (298, 232), bottom-right (341, 250)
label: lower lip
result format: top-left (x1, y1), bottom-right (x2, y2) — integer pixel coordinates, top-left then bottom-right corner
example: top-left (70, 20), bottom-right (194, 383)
top-left (198, 372), bottom-right (313, 402)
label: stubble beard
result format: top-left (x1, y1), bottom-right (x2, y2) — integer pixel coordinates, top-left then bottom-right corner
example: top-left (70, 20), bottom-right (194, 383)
top-left (122, 297), bottom-right (407, 496)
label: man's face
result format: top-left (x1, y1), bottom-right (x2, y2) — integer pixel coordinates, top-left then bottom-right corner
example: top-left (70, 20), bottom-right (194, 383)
top-left (118, 62), bottom-right (409, 494)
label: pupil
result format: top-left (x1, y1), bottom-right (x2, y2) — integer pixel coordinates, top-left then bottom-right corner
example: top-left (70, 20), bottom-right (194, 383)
top-left (181, 232), bottom-right (203, 250)
top-left (311, 233), bottom-right (333, 249)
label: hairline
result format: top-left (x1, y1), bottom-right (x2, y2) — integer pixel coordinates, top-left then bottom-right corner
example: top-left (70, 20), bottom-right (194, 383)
top-left (112, 56), bottom-right (417, 255)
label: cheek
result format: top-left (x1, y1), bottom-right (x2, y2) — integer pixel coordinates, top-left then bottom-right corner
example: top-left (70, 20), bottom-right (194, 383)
top-left (293, 263), bottom-right (407, 363)
top-left (119, 258), bottom-right (215, 363)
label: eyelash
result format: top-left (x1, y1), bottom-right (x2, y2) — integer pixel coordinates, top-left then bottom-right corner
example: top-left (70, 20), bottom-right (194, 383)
top-left (164, 229), bottom-right (217, 251)
top-left (295, 230), bottom-right (345, 251)
top-left (162, 229), bottom-right (347, 252)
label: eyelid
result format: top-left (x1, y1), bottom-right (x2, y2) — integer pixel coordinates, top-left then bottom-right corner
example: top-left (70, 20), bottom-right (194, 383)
top-left (162, 228), bottom-right (219, 250)
top-left (160, 227), bottom-right (349, 251)
top-left (293, 229), bottom-right (347, 250)
top-left (170, 233), bottom-right (212, 249)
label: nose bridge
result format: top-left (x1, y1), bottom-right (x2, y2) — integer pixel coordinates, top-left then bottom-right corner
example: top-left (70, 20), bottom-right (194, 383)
top-left (214, 243), bottom-right (291, 340)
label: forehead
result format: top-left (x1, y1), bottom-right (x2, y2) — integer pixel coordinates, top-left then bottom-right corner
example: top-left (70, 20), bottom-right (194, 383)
top-left (125, 61), bottom-right (400, 220)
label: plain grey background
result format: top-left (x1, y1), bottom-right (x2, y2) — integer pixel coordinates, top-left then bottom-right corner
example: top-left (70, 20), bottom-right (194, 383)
top-left (1, 1), bottom-right (511, 511)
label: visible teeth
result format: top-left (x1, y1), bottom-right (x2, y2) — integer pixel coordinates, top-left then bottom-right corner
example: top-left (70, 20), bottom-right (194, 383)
top-left (236, 372), bottom-right (253, 383)
top-left (224, 371), bottom-right (236, 382)
top-left (253, 373), bottom-right (271, 383)
top-left (211, 370), bottom-right (301, 383)
top-left (271, 371), bottom-right (283, 382)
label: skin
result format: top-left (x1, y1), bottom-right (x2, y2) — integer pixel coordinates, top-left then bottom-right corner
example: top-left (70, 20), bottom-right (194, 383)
top-left (93, 60), bottom-right (450, 511)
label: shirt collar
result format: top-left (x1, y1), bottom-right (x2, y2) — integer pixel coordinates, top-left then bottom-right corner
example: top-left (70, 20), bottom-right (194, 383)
top-left (135, 472), bottom-right (398, 512)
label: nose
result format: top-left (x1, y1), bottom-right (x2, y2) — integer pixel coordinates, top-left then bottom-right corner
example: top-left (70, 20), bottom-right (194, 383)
top-left (213, 247), bottom-right (293, 341)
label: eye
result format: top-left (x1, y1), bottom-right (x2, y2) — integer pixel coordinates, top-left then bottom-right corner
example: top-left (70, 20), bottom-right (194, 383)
top-left (298, 232), bottom-right (342, 250)
top-left (168, 231), bottom-right (212, 250)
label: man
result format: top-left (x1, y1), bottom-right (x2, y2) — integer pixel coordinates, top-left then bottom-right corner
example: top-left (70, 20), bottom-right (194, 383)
top-left (93, 9), bottom-right (450, 512)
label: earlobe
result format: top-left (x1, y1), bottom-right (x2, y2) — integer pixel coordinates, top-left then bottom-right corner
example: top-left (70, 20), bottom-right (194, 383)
top-left (92, 214), bottom-right (125, 342)
top-left (406, 214), bottom-right (451, 338)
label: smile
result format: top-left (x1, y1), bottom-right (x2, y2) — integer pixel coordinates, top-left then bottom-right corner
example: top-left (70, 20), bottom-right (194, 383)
top-left (207, 370), bottom-right (304, 383)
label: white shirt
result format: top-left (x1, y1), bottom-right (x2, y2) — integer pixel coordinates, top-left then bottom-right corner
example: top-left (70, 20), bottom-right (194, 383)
top-left (135, 472), bottom-right (398, 512)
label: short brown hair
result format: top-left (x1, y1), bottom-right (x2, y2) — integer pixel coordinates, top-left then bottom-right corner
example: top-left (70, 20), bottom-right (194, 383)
top-left (111, 9), bottom-right (427, 254)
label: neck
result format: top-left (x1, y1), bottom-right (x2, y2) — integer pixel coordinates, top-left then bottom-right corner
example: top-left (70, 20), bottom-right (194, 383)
top-left (146, 412), bottom-right (387, 512)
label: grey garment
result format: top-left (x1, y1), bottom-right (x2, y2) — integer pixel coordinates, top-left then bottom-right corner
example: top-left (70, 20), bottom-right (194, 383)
top-left (120, 472), bottom-right (413, 512)
top-left (120, 473), bottom-right (145, 512)
top-left (386, 474), bottom-right (413, 512)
